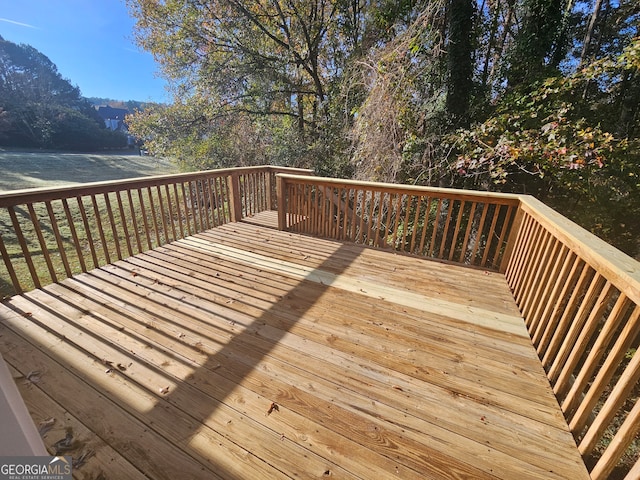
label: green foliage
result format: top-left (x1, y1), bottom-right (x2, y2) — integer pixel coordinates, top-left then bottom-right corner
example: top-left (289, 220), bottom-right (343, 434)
top-left (0, 36), bottom-right (124, 150)
top-left (126, 0), bottom-right (640, 259)
top-left (453, 38), bottom-right (640, 255)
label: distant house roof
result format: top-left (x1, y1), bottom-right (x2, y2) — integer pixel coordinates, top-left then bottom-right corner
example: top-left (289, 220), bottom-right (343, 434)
top-left (96, 106), bottom-right (129, 121)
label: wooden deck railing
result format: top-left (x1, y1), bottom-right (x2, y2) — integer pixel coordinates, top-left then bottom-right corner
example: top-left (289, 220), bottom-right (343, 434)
top-left (505, 196), bottom-right (640, 480)
top-left (276, 174), bottom-right (520, 270)
top-left (0, 166), bottom-right (311, 296)
top-left (1, 167), bottom-right (639, 478)
top-left (276, 173), bottom-right (640, 480)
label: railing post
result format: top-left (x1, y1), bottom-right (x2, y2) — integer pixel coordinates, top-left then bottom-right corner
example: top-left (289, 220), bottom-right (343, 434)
top-left (276, 175), bottom-right (287, 231)
top-left (266, 169), bottom-right (274, 210)
top-left (227, 172), bottom-right (243, 222)
top-left (499, 200), bottom-right (525, 274)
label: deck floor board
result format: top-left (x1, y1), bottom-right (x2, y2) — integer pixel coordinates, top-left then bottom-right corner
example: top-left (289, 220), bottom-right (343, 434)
top-left (0, 211), bottom-right (590, 479)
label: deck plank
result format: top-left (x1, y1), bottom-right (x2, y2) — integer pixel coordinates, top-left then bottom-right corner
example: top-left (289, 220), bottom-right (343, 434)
top-left (0, 212), bottom-right (590, 480)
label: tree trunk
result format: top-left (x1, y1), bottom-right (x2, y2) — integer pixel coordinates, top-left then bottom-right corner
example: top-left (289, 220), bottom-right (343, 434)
top-left (580, 0), bottom-right (604, 66)
top-left (446, 0), bottom-right (475, 124)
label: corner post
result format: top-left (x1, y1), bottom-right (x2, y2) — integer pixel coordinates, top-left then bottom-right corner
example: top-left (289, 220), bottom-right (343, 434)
top-left (276, 175), bottom-right (287, 231)
top-left (265, 168), bottom-right (273, 210)
top-left (499, 199), bottom-right (525, 274)
top-left (227, 172), bottom-right (243, 222)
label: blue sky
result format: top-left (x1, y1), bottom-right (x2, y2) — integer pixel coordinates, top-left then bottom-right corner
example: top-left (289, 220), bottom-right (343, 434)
top-left (0, 0), bottom-right (169, 103)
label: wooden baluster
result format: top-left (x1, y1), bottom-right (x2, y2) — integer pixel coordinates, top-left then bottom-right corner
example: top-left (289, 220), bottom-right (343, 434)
top-left (102, 193), bottom-right (122, 261)
top-left (372, 192), bottom-right (383, 247)
top-left (558, 287), bottom-right (624, 407)
top-left (180, 183), bottom-right (193, 235)
top-left (47, 200), bottom-right (73, 277)
top-left (126, 190), bottom-right (143, 253)
top-left (522, 237), bottom-right (560, 321)
top-left (156, 185), bottom-right (171, 240)
top-left (91, 194), bottom-right (110, 264)
top-left (449, 200), bottom-right (465, 261)
top-left (418, 197), bottom-right (432, 255)
top-left (531, 245), bottom-right (571, 345)
top-left (115, 192), bottom-right (133, 258)
top-left (505, 213), bottom-right (533, 286)
top-left (563, 295), bottom-right (632, 421)
top-left (145, 187), bottom-right (162, 247)
top-left (512, 220), bottom-right (544, 304)
top-left (205, 178), bottom-right (215, 229)
top-left (468, 202), bottom-right (488, 266)
top-left (549, 275), bottom-right (608, 386)
top-left (391, 193), bottom-right (404, 249)
top-left (61, 198), bottom-right (86, 274)
top-left (428, 198), bottom-right (443, 257)
top-left (542, 261), bottom-right (590, 368)
top-left (135, 189), bottom-right (151, 250)
top-left (459, 202), bottom-right (477, 263)
top-left (409, 196), bottom-right (423, 254)
top-left (490, 204), bottom-right (511, 268)
top-left (27, 203), bottom-right (57, 283)
top-left (172, 183), bottom-right (185, 238)
top-left (0, 232), bottom-right (21, 293)
top-left (76, 196), bottom-right (99, 268)
top-left (588, 380), bottom-right (640, 480)
top-left (479, 203), bottom-right (500, 267)
top-left (571, 306), bottom-right (639, 435)
top-left (164, 184), bottom-right (177, 240)
top-left (227, 173), bottom-right (242, 223)
top-left (578, 307), bottom-right (640, 458)
top-left (8, 206), bottom-right (41, 288)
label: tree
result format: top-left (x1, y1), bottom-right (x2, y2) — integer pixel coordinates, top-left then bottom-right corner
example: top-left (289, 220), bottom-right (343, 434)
top-left (0, 36), bottom-right (124, 149)
top-left (128, 0), bottom-right (351, 134)
top-left (506, 0), bottom-right (567, 87)
top-left (453, 36), bottom-right (640, 255)
top-left (127, 0), bottom-right (640, 260)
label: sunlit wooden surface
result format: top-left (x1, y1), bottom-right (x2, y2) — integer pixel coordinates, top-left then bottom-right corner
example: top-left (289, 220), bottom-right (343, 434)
top-left (0, 211), bottom-right (589, 479)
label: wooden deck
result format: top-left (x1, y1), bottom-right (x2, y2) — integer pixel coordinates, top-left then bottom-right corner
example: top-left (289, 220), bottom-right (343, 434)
top-left (0, 211), bottom-right (589, 479)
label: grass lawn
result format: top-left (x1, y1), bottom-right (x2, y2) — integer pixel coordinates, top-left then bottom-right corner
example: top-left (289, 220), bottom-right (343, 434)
top-left (0, 150), bottom-right (183, 296)
top-left (0, 149), bottom-right (179, 191)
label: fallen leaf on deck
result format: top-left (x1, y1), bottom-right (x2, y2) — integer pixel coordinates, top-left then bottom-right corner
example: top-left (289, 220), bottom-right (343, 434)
top-left (159, 386), bottom-right (170, 394)
top-left (117, 363), bottom-right (127, 371)
top-left (22, 312), bottom-right (33, 317)
top-left (38, 417), bottom-right (56, 436)
top-left (25, 370), bottom-right (41, 384)
top-left (267, 402), bottom-right (279, 416)
top-left (53, 430), bottom-right (74, 454)
top-left (73, 449), bottom-right (94, 469)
